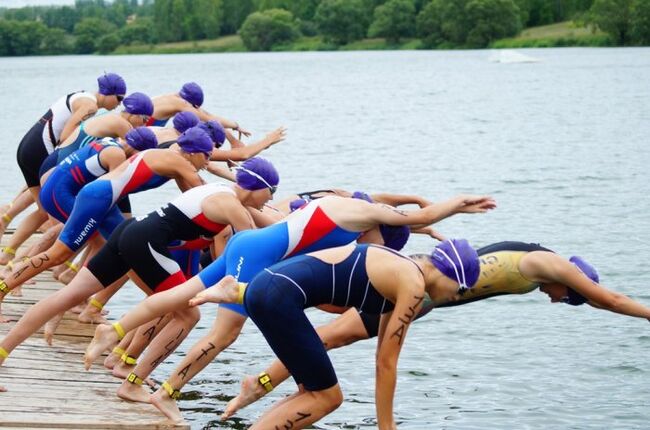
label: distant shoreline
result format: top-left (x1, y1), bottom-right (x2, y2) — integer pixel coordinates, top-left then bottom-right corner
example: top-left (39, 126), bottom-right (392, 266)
top-left (111, 22), bottom-right (612, 56)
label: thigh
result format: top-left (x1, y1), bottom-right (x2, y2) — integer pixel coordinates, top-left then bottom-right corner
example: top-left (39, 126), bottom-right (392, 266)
top-left (58, 182), bottom-right (112, 252)
top-left (247, 275), bottom-right (338, 392)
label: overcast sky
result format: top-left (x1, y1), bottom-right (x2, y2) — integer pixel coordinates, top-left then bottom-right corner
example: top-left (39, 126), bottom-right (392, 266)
top-left (3, 0), bottom-right (75, 7)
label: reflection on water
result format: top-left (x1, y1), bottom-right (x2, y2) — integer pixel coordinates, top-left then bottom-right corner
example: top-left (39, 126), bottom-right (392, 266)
top-left (1, 48), bottom-right (649, 429)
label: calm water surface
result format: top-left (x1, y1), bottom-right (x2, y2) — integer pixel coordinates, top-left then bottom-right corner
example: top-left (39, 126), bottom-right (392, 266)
top-left (0, 48), bottom-right (649, 429)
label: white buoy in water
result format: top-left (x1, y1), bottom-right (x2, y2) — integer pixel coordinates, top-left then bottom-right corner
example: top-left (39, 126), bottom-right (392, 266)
top-left (488, 49), bottom-right (541, 63)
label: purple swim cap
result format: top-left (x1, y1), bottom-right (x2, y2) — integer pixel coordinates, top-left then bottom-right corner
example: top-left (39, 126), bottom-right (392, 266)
top-left (123, 92), bottom-right (154, 116)
top-left (125, 127), bottom-right (158, 151)
top-left (177, 126), bottom-right (213, 155)
top-left (173, 111), bottom-right (200, 134)
top-left (179, 82), bottom-right (204, 108)
top-left (289, 198), bottom-right (307, 212)
top-left (378, 224), bottom-right (410, 251)
top-left (97, 72), bottom-right (126, 96)
top-left (199, 120), bottom-right (226, 148)
top-left (430, 239), bottom-right (480, 292)
top-left (352, 191), bottom-right (373, 203)
top-left (564, 256), bottom-right (600, 306)
top-left (235, 157), bottom-right (279, 192)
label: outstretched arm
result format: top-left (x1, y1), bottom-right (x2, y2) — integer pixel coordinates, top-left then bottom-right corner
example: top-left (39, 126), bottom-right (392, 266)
top-left (370, 193), bottom-right (432, 208)
top-left (528, 253), bottom-right (650, 320)
top-left (363, 194), bottom-right (496, 230)
top-left (209, 127), bottom-right (286, 162)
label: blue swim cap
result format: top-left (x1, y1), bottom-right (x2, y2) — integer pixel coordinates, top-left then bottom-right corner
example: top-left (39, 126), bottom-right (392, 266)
top-left (173, 111), bottom-right (200, 134)
top-left (430, 239), bottom-right (480, 292)
top-left (378, 224), bottom-right (410, 251)
top-left (235, 157), bottom-right (279, 192)
top-left (123, 92), bottom-right (154, 116)
top-left (289, 198), bottom-right (307, 212)
top-left (179, 82), bottom-right (204, 108)
top-left (199, 120), bottom-right (226, 148)
top-left (352, 191), bottom-right (373, 203)
top-left (98, 72), bottom-right (126, 96)
top-left (564, 256), bottom-right (600, 306)
top-left (177, 126), bottom-right (213, 155)
top-left (125, 127), bottom-right (157, 151)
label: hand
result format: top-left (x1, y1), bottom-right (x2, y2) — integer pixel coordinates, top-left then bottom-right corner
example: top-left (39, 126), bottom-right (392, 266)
top-left (235, 125), bottom-right (252, 137)
top-left (418, 227), bottom-right (447, 241)
top-left (265, 126), bottom-right (287, 146)
top-left (455, 195), bottom-right (497, 214)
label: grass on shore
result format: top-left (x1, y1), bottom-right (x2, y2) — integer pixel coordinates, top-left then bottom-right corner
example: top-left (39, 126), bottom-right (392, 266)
top-left (491, 21), bottom-right (613, 48)
top-left (111, 21), bottom-right (612, 55)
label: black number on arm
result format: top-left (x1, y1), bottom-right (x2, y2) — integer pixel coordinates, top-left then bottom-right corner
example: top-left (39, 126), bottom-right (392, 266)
top-left (390, 294), bottom-right (424, 345)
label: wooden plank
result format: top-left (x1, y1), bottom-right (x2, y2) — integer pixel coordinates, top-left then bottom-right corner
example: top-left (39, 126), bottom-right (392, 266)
top-left (0, 232), bottom-right (189, 429)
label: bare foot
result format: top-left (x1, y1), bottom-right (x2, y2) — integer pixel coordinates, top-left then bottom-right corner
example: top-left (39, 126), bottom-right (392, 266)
top-left (151, 388), bottom-right (183, 423)
top-left (117, 380), bottom-right (152, 403)
top-left (44, 312), bottom-right (64, 345)
top-left (84, 324), bottom-right (119, 370)
top-left (78, 305), bottom-right (108, 324)
top-left (103, 351), bottom-right (121, 370)
top-left (0, 356), bottom-right (5, 367)
top-left (222, 375), bottom-right (267, 420)
top-left (0, 306), bottom-right (11, 323)
top-left (56, 267), bottom-right (77, 285)
top-left (112, 361), bottom-right (135, 379)
top-left (0, 251), bottom-right (13, 266)
top-left (0, 385), bottom-right (6, 392)
top-left (189, 275), bottom-right (239, 307)
top-left (51, 264), bottom-right (65, 280)
top-left (9, 286), bottom-right (22, 297)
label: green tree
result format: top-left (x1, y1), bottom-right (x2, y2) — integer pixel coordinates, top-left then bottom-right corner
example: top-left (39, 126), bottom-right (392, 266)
top-left (367, 0), bottom-right (416, 43)
top-left (239, 8), bottom-right (299, 51)
top-left (416, 0), bottom-right (468, 47)
top-left (590, 0), bottom-right (631, 44)
top-left (221, 0), bottom-right (255, 34)
top-left (97, 33), bottom-right (121, 53)
top-left (0, 20), bottom-right (47, 56)
top-left (630, 0), bottom-right (650, 44)
top-left (74, 17), bottom-right (117, 53)
top-left (465, 0), bottom-right (521, 47)
top-left (118, 17), bottom-right (157, 44)
top-left (314, 0), bottom-right (368, 44)
top-left (169, 0), bottom-right (188, 41)
top-left (256, 0), bottom-right (320, 20)
top-left (42, 27), bottom-right (74, 54)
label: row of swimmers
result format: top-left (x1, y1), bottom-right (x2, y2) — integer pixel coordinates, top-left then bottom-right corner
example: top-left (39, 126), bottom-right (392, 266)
top-left (0, 74), bottom-right (649, 429)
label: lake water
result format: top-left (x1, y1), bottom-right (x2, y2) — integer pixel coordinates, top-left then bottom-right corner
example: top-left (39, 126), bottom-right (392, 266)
top-left (1, 48), bottom-right (649, 429)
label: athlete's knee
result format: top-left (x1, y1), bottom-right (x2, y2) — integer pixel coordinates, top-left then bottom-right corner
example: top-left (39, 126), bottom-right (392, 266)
top-left (312, 385), bottom-right (343, 412)
top-left (174, 306), bottom-right (201, 326)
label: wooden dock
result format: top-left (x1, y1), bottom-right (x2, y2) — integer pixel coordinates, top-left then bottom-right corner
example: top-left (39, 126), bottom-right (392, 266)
top-left (0, 234), bottom-right (189, 429)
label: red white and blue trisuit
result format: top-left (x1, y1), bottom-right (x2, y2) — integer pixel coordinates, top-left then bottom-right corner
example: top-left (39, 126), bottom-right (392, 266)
top-left (87, 183), bottom-right (233, 293)
top-left (58, 149), bottom-right (169, 252)
top-left (198, 199), bottom-right (362, 316)
top-left (40, 138), bottom-right (119, 225)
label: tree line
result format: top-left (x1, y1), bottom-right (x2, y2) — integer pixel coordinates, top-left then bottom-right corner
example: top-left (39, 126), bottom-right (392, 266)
top-left (0, 0), bottom-right (648, 56)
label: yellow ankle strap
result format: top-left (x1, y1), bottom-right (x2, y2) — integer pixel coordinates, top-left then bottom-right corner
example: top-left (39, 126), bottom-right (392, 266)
top-left (0, 280), bottom-right (9, 295)
top-left (2, 214), bottom-right (12, 223)
top-left (258, 372), bottom-right (274, 393)
top-left (64, 261), bottom-right (80, 273)
top-left (112, 322), bottom-right (126, 340)
top-left (112, 346), bottom-right (126, 356)
top-left (2, 247), bottom-right (16, 256)
top-left (0, 346), bottom-right (9, 359)
top-left (120, 353), bottom-right (137, 366)
top-left (89, 298), bottom-right (104, 311)
top-left (162, 381), bottom-right (181, 400)
top-left (126, 372), bottom-right (144, 385)
top-left (237, 283), bottom-right (247, 304)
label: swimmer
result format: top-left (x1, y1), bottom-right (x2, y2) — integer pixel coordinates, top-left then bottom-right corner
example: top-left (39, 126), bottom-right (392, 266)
top-left (0, 73), bottom-right (127, 265)
top-left (225, 240), bottom-right (650, 418)
top-left (83, 193), bottom-right (495, 412)
top-left (0, 127), bottom-right (212, 322)
top-left (183, 239), bottom-right (480, 428)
